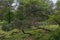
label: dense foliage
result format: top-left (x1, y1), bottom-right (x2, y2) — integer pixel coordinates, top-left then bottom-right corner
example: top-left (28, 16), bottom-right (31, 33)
top-left (0, 0), bottom-right (60, 40)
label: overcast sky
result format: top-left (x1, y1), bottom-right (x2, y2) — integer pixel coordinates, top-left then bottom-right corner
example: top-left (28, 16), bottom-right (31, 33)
top-left (52, 0), bottom-right (57, 3)
top-left (12, 0), bottom-right (57, 10)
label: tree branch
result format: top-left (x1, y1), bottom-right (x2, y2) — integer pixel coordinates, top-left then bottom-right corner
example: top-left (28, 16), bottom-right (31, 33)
top-left (21, 29), bottom-right (32, 36)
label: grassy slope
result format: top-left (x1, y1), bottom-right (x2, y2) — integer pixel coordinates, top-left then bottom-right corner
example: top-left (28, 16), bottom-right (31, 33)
top-left (0, 25), bottom-right (59, 40)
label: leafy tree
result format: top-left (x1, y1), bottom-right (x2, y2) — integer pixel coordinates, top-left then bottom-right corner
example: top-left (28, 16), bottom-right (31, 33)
top-left (47, 0), bottom-right (60, 27)
top-left (0, 0), bottom-right (13, 23)
top-left (10, 0), bottom-right (53, 35)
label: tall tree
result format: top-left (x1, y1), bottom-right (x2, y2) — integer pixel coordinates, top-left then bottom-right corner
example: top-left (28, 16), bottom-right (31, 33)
top-left (47, 0), bottom-right (60, 26)
top-left (0, 0), bottom-right (13, 23)
top-left (12, 0), bottom-right (54, 34)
